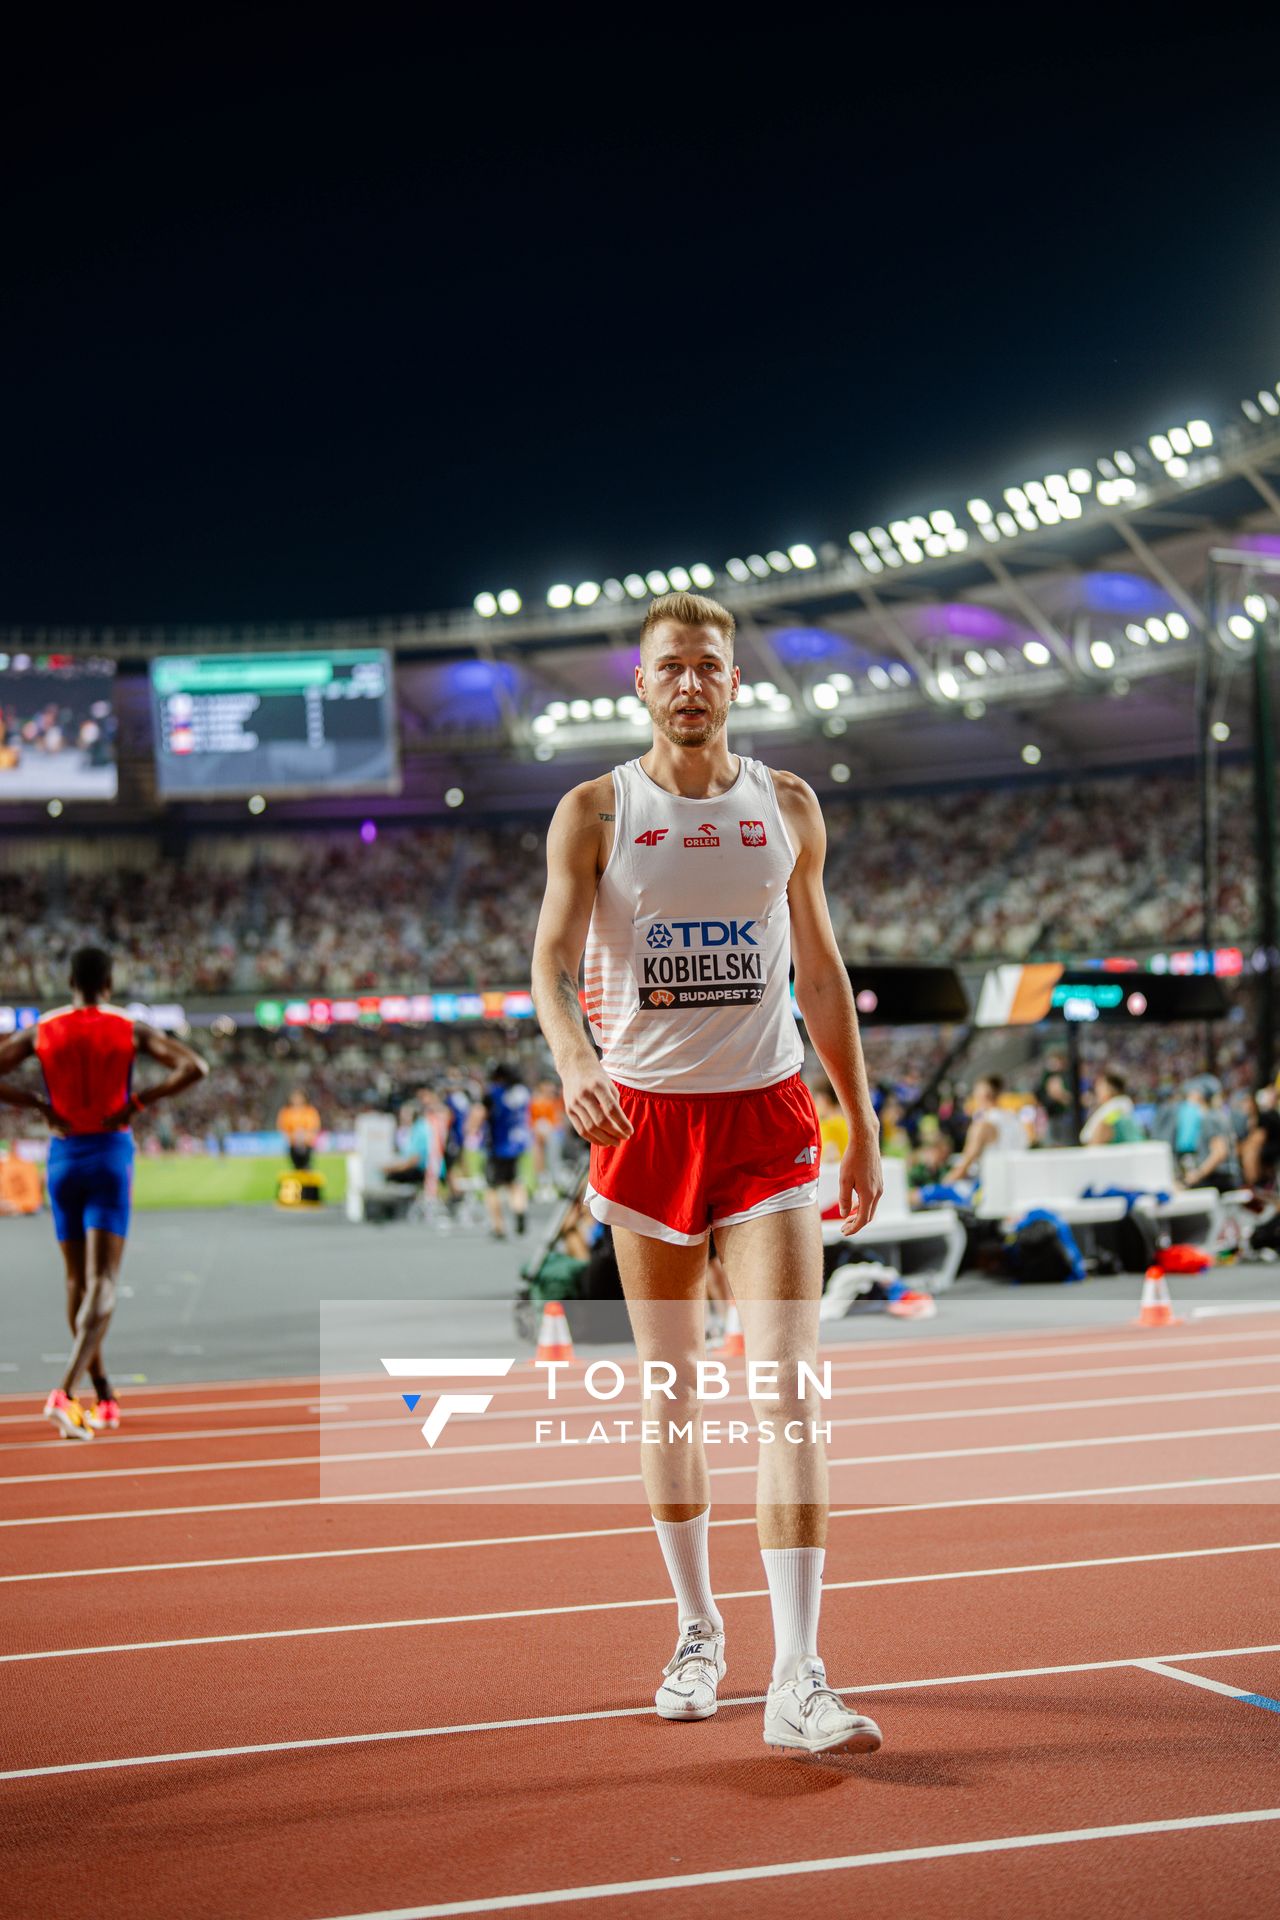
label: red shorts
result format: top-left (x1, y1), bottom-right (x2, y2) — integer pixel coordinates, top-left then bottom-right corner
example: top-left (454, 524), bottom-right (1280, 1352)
top-left (587, 1073), bottom-right (821, 1245)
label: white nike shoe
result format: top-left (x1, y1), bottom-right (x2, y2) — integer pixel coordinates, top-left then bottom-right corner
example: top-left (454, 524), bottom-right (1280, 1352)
top-left (764, 1657), bottom-right (883, 1756)
top-left (655, 1622), bottom-right (726, 1721)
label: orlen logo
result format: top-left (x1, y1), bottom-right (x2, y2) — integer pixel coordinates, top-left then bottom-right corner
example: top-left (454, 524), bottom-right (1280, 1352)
top-left (648, 988), bottom-right (675, 1006)
top-left (740, 820), bottom-right (767, 846)
top-left (381, 1357), bottom-right (516, 1446)
top-left (647, 919), bottom-right (757, 949)
top-left (635, 827), bottom-right (669, 846)
top-left (684, 822), bottom-right (720, 848)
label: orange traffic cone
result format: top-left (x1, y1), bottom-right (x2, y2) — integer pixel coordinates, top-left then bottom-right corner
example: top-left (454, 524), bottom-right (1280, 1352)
top-left (534, 1299), bottom-right (575, 1364)
top-left (1134, 1265), bottom-right (1183, 1329)
top-left (717, 1302), bottom-right (745, 1357)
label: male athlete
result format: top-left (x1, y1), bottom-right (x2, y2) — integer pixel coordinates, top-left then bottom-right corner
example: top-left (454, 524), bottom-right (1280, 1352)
top-left (0, 946), bottom-right (209, 1440)
top-left (532, 591), bottom-right (885, 1756)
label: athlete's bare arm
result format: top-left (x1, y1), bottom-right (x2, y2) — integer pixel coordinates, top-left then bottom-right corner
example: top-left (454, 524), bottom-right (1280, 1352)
top-left (774, 771), bottom-right (883, 1235)
top-left (0, 1031), bottom-right (60, 1127)
top-left (101, 1022), bottom-right (209, 1129)
top-left (951, 1115), bottom-right (996, 1181)
top-left (531, 776), bottom-right (633, 1146)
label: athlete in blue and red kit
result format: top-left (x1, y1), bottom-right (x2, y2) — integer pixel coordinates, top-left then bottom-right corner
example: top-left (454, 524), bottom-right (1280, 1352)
top-left (0, 946), bottom-right (208, 1440)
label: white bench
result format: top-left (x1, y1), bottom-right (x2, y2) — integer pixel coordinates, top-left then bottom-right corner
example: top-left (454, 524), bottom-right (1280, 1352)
top-left (977, 1141), bottom-right (1219, 1242)
top-left (345, 1112), bottom-right (417, 1224)
top-left (818, 1157), bottom-right (966, 1291)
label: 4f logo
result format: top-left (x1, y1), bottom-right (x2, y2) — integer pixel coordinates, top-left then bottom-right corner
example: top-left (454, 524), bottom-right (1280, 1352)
top-left (794, 1145), bottom-right (819, 1165)
top-left (635, 827), bottom-right (669, 846)
top-left (381, 1357), bottom-right (516, 1445)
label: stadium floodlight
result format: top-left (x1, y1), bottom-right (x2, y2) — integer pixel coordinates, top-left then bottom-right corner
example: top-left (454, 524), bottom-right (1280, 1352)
top-left (1188, 420), bottom-right (1213, 448)
top-left (881, 547), bottom-right (903, 567)
top-left (967, 498), bottom-right (992, 523)
top-left (533, 741), bottom-right (555, 762)
top-left (532, 714), bottom-right (556, 735)
top-left (747, 554), bottom-right (771, 579)
top-left (569, 698), bottom-right (592, 720)
top-left (444, 788), bottom-right (464, 808)
top-left (788, 543), bottom-right (817, 569)
top-left (888, 663), bottom-right (912, 687)
top-left (1045, 474), bottom-right (1070, 498)
top-left (497, 589), bottom-right (522, 615)
top-left (1004, 487), bottom-right (1028, 511)
top-left (825, 715), bottom-right (847, 736)
top-left (1244, 593), bottom-right (1268, 621)
top-left (248, 794), bottom-right (266, 814)
top-left (616, 694), bottom-right (640, 714)
top-left (690, 563), bottom-right (716, 589)
top-left (869, 527), bottom-right (892, 549)
top-left (861, 552), bottom-right (885, 572)
top-left (1211, 721), bottom-right (1231, 743)
top-left (473, 592), bottom-right (498, 618)
top-left (829, 671), bottom-right (853, 693)
top-left (547, 700), bottom-right (569, 721)
top-left (812, 682), bottom-right (839, 710)
top-left (888, 520), bottom-right (911, 544)
top-left (1058, 494), bottom-right (1082, 520)
top-left (830, 762), bottom-right (851, 783)
top-left (1021, 744), bottom-right (1041, 765)
top-left (1090, 639), bottom-right (1116, 670)
top-left (736, 683), bottom-right (756, 706)
top-left (547, 583), bottom-right (574, 608)
top-left (1164, 456), bottom-right (1189, 479)
top-left (1023, 639), bottom-right (1052, 666)
top-left (602, 579), bottom-right (627, 603)
top-left (946, 528), bottom-right (969, 551)
top-left (1068, 468), bottom-right (1093, 492)
top-left (1166, 612), bottom-right (1190, 639)
top-left (646, 570), bottom-right (669, 594)
top-left (771, 692), bottom-right (793, 712)
top-left (725, 558), bottom-right (751, 583)
top-left (980, 523), bottom-right (1001, 543)
top-left (574, 581), bottom-right (601, 606)
top-left (964, 699), bottom-right (986, 719)
top-left (899, 540), bottom-right (924, 564)
top-left (1168, 427), bottom-right (1192, 456)
top-left (1149, 433), bottom-right (1173, 462)
top-left (849, 530), bottom-right (872, 552)
top-left (1125, 623), bottom-right (1149, 646)
top-left (591, 697), bottom-right (615, 718)
top-left (1260, 390), bottom-right (1280, 417)
top-left (624, 573), bottom-right (649, 598)
top-left (628, 705), bottom-right (649, 726)
top-left (996, 510), bottom-right (1019, 538)
top-left (1145, 617), bottom-right (1170, 643)
top-left (929, 509), bottom-right (956, 534)
top-left (909, 516), bottom-right (930, 540)
top-left (1036, 502), bottom-right (1061, 526)
top-left (936, 669), bottom-right (960, 700)
top-left (1097, 480), bottom-right (1119, 506)
top-left (924, 534), bottom-right (947, 558)
top-left (867, 665), bottom-right (891, 690)
top-left (766, 550), bottom-right (792, 573)
top-left (963, 650), bottom-right (987, 677)
top-left (1242, 398), bottom-right (1262, 423)
top-left (1114, 450), bottom-right (1136, 475)
top-left (47, 798), bottom-right (64, 818)
top-left (1227, 614), bottom-right (1255, 642)
top-left (1098, 457), bottom-right (1117, 478)
top-left (752, 680), bottom-right (777, 701)
top-left (984, 648), bottom-right (1006, 673)
top-left (1025, 481), bottom-right (1049, 505)
top-left (667, 566), bottom-right (692, 591)
top-left (1014, 509), bottom-right (1038, 532)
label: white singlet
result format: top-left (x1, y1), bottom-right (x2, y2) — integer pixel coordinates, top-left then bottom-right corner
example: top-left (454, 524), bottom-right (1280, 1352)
top-left (583, 755), bottom-right (805, 1094)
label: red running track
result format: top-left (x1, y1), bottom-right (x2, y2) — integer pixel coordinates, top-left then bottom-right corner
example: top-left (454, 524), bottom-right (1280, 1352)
top-left (2, 1316), bottom-right (1280, 1918)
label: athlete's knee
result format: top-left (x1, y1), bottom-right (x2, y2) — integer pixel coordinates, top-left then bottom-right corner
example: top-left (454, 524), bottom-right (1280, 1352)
top-left (78, 1272), bottom-right (117, 1330)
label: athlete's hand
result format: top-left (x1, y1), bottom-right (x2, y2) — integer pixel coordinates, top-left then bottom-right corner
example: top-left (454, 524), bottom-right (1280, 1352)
top-left (838, 1129), bottom-right (884, 1236)
top-left (36, 1099), bottom-right (67, 1134)
top-left (561, 1062), bottom-right (634, 1146)
top-left (101, 1102), bottom-right (134, 1131)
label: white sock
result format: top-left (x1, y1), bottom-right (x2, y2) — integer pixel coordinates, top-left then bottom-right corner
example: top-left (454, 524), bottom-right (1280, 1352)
top-left (761, 1546), bottom-right (825, 1685)
top-left (652, 1510), bottom-right (723, 1635)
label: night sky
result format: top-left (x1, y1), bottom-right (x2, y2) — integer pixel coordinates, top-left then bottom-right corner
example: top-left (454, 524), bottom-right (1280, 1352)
top-left (6, 18), bottom-right (1279, 626)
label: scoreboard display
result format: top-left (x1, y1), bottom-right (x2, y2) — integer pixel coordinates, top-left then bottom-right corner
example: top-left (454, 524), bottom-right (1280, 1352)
top-left (150, 650), bottom-right (399, 798)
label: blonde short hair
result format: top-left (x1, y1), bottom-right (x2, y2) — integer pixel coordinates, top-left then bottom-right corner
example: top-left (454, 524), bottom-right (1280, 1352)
top-left (639, 591), bottom-right (735, 653)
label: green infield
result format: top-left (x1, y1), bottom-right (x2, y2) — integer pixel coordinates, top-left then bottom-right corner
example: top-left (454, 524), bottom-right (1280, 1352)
top-left (132, 1152), bottom-right (348, 1209)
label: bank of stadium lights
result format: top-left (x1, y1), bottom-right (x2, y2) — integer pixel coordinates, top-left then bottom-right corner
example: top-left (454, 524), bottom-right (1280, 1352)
top-left (1022, 640), bottom-right (1052, 666)
top-left (935, 669), bottom-right (960, 700)
top-left (1244, 594), bottom-right (1269, 622)
top-left (1227, 614), bottom-right (1256, 642)
top-left (963, 650), bottom-right (987, 677)
top-left (812, 682), bottom-right (840, 710)
top-left (473, 589), bottom-right (523, 617)
top-left (1090, 639), bottom-right (1116, 670)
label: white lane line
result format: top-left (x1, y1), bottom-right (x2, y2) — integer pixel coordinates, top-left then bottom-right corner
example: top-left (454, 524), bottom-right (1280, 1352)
top-left (5, 1468), bottom-right (1277, 1585)
top-left (9, 1349), bottom-right (1280, 1456)
top-left (9, 1383), bottom-right (1279, 1488)
top-left (313, 1811), bottom-right (1280, 1917)
top-left (5, 1421), bottom-right (1278, 1527)
top-left (3, 1321), bottom-right (1276, 1424)
top-left (1192, 1303), bottom-right (1280, 1318)
top-left (5, 1541), bottom-right (1278, 1664)
top-left (1136, 1659), bottom-right (1256, 1700)
top-left (5, 1640), bottom-right (1280, 1783)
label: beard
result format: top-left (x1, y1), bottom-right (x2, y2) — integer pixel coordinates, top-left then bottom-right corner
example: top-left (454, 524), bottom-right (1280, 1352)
top-left (648, 691), bottom-right (734, 748)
